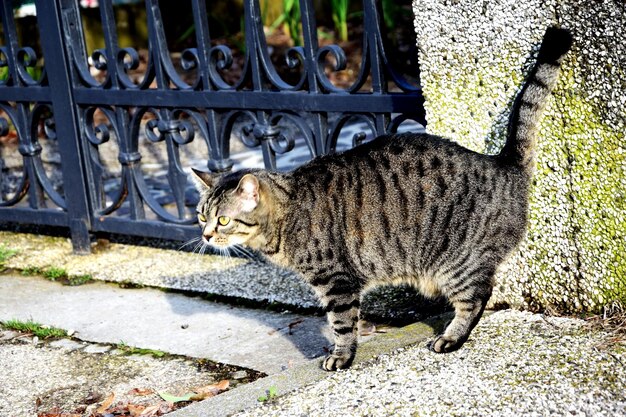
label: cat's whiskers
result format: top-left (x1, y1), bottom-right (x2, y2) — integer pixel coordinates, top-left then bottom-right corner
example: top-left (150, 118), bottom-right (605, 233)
top-left (192, 240), bottom-right (204, 255)
top-left (228, 245), bottom-right (242, 259)
top-left (179, 236), bottom-right (201, 251)
top-left (234, 245), bottom-right (256, 261)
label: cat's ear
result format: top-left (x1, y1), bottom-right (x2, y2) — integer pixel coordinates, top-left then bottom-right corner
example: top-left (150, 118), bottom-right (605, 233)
top-left (191, 168), bottom-right (217, 192)
top-left (235, 174), bottom-right (260, 212)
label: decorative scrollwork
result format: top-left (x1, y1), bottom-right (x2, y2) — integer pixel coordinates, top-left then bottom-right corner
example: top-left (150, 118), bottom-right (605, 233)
top-left (329, 113), bottom-right (378, 151)
top-left (269, 112), bottom-right (315, 156)
top-left (27, 104), bottom-right (65, 208)
top-left (316, 45), bottom-right (348, 92)
top-left (0, 105), bottom-right (28, 207)
top-left (179, 48), bottom-right (202, 90)
top-left (90, 49), bottom-right (109, 71)
top-left (388, 114), bottom-right (426, 133)
top-left (116, 47), bottom-right (153, 89)
top-left (144, 110), bottom-right (195, 145)
top-left (0, 116), bottom-right (9, 137)
top-left (180, 48), bottom-right (199, 72)
top-left (222, 110), bottom-right (258, 150)
top-left (245, 123), bottom-right (295, 155)
top-left (208, 45), bottom-right (246, 90)
top-left (85, 107), bottom-right (114, 146)
top-left (0, 47), bottom-right (10, 86)
top-left (16, 47), bottom-right (45, 86)
top-left (284, 46), bottom-right (307, 90)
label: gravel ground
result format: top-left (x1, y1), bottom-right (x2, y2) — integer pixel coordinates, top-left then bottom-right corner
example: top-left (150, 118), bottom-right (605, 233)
top-left (236, 310), bottom-right (626, 417)
top-left (0, 332), bottom-right (257, 417)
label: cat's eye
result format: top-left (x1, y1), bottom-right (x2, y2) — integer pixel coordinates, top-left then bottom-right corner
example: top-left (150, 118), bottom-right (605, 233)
top-left (218, 216), bottom-right (230, 226)
top-left (198, 213), bottom-right (206, 222)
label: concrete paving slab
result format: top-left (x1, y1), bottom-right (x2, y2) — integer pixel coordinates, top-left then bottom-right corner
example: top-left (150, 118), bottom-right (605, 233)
top-left (0, 274), bottom-right (332, 374)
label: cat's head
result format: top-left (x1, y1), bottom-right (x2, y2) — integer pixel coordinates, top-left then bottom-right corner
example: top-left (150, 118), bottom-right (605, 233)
top-left (191, 168), bottom-right (271, 250)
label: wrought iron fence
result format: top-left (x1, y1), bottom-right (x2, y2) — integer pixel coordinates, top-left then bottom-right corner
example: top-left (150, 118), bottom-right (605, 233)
top-left (0, 0), bottom-right (426, 253)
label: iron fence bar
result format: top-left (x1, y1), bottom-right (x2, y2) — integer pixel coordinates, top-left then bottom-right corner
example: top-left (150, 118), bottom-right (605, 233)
top-left (299, 0), bottom-right (327, 156)
top-left (91, 217), bottom-right (197, 241)
top-left (35, 0), bottom-right (93, 253)
top-left (70, 89), bottom-right (424, 113)
top-left (0, 88), bottom-right (50, 102)
top-left (0, 208), bottom-right (68, 226)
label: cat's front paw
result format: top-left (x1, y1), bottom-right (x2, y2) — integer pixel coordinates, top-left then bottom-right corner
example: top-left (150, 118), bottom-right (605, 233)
top-left (429, 334), bottom-right (464, 353)
top-left (322, 352), bottom-right (355, 371)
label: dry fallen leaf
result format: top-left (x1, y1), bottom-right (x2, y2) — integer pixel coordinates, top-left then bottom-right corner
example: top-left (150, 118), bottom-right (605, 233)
top-left (139, 404), bottom-right (160, 417)
top-left (128, 403), bottom-right (146, 416)
top-left (139, 401), bottom-right (174, 416)
top-left (37, 413), bottom-right (81, 417)
top-left (96, 392), bottom-right (115, 414)
top-left (190, 379), bottom-right (230, 400)
top-left (128, 388), bottom-right (154, 396)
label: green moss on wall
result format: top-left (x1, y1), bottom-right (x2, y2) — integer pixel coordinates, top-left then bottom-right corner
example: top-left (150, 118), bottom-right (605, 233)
top-left (412, 0), bottom-right (626, 313)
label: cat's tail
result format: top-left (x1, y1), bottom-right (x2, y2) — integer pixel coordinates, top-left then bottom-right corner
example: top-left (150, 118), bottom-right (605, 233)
top-left (497, 27), bottom-right (572, 174)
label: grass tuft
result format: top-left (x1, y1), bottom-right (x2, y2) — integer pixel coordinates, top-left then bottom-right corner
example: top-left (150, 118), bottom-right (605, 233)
top-left (43, 267), bottom-right (67, 281)
top-left (21, 267), bottom-right (43, 276)
top-left (67, 274), bottom-right (93, 286)
top-left (1, 319), bottom-right (68, 339)
top-left (117, 341), bottom-right (167, 358)
top-left (0, 245), bottom-right (18, 269)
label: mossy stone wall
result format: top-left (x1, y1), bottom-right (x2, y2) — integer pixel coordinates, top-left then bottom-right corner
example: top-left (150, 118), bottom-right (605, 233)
top-left (411, 0), bottom-right (625, 312)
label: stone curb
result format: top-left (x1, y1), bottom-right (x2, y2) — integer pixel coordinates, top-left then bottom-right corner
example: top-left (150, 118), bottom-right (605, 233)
top-left (168, 314), bottom-right (450, 417)
top-left (0, 231), bottom-right (318, 308)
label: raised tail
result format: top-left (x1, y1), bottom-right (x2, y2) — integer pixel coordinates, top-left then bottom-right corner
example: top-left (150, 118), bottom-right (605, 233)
top-left (497, 27), bottom-right (572, 174)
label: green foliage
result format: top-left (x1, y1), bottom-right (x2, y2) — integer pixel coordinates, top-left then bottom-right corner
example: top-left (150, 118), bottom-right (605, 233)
top-left (0, 245), bottom-right (17, 269)
top-left (331, 0), bottom-right (349, 42)
top-left (117, 341), bottom-right (167, 358)
top-left (381, 0), bottom-right (408, 33)
top-left (158, 392), bottom-right (193, 403)
top-left (18, 264), bottom-right (92, 286)
top-left (258, 385), bottom-right (278, 402)
top-left (1, 319), bottom-right (68, 339)
top-left (21, 266), bottom-right (43, 276)
top-left (66, 274), bottom-right (93, 286)
top-left (271, 0), bottom-right (302, 46)
top-left (118, 280), bottom-right (145, 289)
top-left (43, 267), bottom-right (67, 281)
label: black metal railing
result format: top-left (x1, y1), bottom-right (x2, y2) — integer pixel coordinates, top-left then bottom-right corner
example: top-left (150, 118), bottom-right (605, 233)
top-left (0, 0), bottom-right (426, 253)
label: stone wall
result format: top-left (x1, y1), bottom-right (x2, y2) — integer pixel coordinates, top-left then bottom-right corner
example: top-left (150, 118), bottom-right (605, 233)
top-left (411, 0), bottom-right (625, 312)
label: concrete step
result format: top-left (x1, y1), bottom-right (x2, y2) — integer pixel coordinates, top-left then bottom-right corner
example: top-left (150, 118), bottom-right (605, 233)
top-left (0, 274), bottom-right (333, 375)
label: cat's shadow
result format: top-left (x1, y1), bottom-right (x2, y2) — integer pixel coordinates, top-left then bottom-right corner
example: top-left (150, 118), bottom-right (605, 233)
top-left (162, 288), bottom-right (333, 373)
top-left (162, 279), bottom-right (450, 374)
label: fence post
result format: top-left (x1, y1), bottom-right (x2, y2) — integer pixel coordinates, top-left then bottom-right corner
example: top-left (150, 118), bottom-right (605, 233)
top-left (35, 0), bottom-right (92, 253)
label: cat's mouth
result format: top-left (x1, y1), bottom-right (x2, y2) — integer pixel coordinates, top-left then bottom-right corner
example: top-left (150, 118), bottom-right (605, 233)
top-left (203, 235), bottom-right (229, 248)
top-left (203, 233), bottom-right (248, 249)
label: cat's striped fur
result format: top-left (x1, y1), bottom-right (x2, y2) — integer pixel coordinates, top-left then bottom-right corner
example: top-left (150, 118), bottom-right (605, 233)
top-left (193, 27), bottom-right (572, 370)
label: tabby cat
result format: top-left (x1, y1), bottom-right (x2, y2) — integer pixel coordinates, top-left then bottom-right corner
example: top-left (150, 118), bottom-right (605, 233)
top-left (192, 27), bottom-right (572, 370)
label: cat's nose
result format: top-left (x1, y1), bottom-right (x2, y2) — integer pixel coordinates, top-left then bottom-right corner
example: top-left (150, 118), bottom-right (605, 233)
top-left (202, 230), bottom-right (215, 242)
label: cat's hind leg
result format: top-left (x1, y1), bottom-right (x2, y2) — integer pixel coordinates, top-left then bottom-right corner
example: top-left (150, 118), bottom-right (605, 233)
top-left (430, 269), bottom-right (493, 353)
top-left (312, 273), bottom-right (362, 371)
